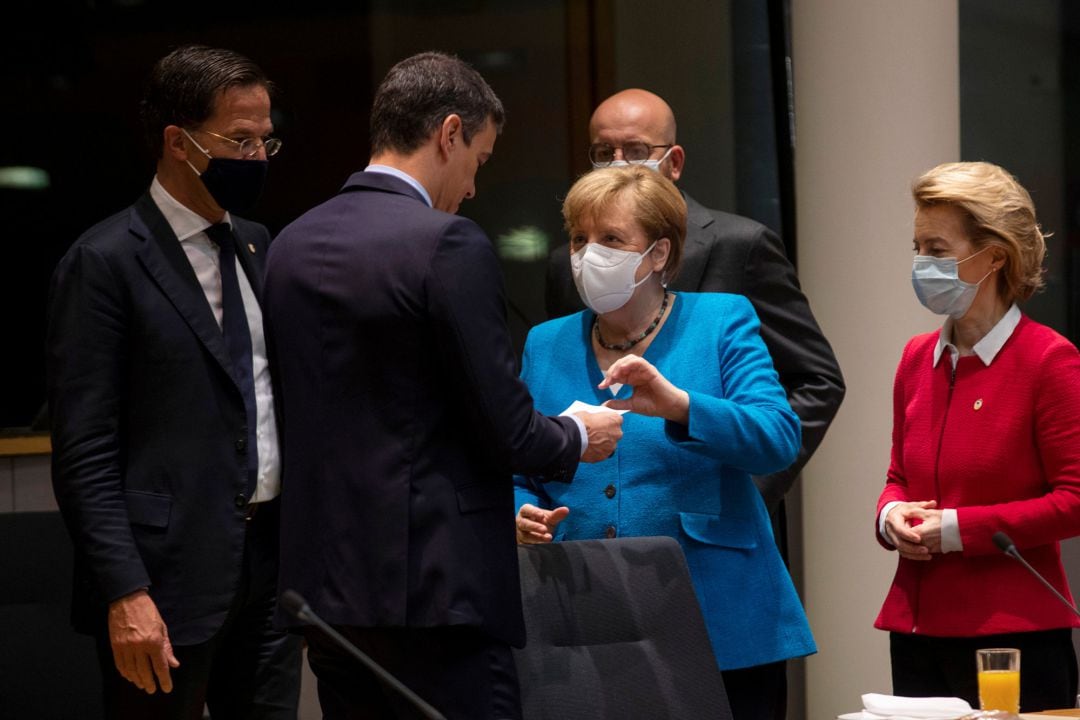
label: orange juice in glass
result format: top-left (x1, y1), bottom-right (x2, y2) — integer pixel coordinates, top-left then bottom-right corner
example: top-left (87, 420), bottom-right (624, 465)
top-left (976, 648), bottom-right (1020, 713)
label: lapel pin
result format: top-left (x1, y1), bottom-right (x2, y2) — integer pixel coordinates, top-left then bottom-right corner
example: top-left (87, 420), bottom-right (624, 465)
top-left (248, 243), bottom-right (256, 254)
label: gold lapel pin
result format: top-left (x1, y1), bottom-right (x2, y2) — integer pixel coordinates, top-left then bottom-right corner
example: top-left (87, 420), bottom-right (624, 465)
top-left (248, 243), bottom-right (256, 254)
top-left (973, 398), bottom-right (983, 411)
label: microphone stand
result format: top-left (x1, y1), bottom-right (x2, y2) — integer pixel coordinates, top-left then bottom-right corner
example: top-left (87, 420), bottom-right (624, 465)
top-left (281, 589), bottom-right (447, 720)
top-left (993, 531), bottom-right (1080, 619)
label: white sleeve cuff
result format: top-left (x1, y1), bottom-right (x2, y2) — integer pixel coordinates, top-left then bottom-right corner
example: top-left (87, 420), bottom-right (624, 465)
top-left (568, 414), bottom-right (589, 457)
top-left (879, 501), bottom-right (902, 546)
top-left (940, 508), bottom-right (962, 553)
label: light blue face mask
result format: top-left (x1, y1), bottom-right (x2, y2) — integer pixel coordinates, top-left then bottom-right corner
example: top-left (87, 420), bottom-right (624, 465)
top-left (593, 147), bottom-right (674, 173)
top-left (911, 247), bottom-right (993, 319)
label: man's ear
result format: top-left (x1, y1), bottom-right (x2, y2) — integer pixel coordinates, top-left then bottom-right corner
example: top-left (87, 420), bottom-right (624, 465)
top-left (666, 145), bottom-right (686, 182)
top-left (163, 125), bottom-right (189, 161)
top-left (439, 114), bottom-right (464, 159)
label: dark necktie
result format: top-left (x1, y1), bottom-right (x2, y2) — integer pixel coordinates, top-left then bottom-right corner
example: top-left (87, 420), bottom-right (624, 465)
top-left (205, 223), bottom-right (258, 498)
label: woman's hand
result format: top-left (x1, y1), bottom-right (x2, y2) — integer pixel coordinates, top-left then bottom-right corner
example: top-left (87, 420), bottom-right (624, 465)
top-left (516, 503), bottom-right (570, 544)
top-left (600, 355), bottom-right (690, 424)
top-left (884, 500), bottom-right (940, 561)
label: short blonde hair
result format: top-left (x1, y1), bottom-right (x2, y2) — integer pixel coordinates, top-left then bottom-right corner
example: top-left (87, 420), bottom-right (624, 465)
top-left (913, 161), bottom-right (1046, 303)
top-left (562, 165), bottom-right (687, 283)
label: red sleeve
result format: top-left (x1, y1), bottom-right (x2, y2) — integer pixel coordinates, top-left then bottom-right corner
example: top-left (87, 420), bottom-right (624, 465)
top-left (875, 339), bottom-right (916, 548)
top-left (958, 338), bottom-right (1080, 555)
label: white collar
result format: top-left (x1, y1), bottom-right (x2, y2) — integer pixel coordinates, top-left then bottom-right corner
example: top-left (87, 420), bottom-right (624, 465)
top-left (933, 303), bottom-right (1022, 367)
top-left (364, 164), bottom-right (433, 208)
top-left (150, 176), bottom-right (231, 242)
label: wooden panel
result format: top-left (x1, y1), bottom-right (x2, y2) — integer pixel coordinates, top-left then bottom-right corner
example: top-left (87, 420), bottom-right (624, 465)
top-left (0, 434), bottom-right (50, 458)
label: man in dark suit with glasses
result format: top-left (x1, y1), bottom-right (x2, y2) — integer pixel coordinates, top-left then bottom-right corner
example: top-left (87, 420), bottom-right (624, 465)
top-left (47, 44), bottom-right (300, 718)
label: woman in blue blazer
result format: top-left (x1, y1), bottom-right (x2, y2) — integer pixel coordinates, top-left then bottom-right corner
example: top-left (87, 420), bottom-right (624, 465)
top-left (514, 166), bottom-right (815, 720)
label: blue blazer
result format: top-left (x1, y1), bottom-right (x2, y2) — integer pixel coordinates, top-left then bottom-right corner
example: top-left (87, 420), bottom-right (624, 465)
top-left (514, 293), bottom-right (816, 669)
top-left (264, 172), bottom-right (581, 646)
top-left (48, 193), bottom-right (272, 645)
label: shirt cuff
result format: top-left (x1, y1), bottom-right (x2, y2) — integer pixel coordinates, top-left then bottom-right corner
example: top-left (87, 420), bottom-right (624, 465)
top-left (940, 508), bottom-right (962, 553)
top-left (878, 501), bottom-right (902, 546)
top-left (568, 414), bottom-right (589, 457)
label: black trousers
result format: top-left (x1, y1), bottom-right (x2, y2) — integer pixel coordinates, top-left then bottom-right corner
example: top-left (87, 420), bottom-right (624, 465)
top-left (305, 625), bottom-right (521, 720)
top-left (890, 629), bottom-right (1078, 713)
top-left (95, 499), bottom-right (302, 720)
top-left (721, 660), bottom-right (787, 720)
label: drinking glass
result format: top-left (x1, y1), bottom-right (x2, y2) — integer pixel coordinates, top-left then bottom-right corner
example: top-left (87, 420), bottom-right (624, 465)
top-left (976, 647), bottom-right (1020, 714)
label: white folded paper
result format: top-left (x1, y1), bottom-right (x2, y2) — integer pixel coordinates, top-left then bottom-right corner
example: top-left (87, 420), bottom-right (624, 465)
top-left (559, 400), bottom-right (627, 416)
top-left (837, 692), bottom-right (974, 720)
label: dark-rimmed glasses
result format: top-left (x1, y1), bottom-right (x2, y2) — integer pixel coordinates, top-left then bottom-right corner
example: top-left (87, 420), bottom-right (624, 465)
top-left (588, 141), bottom-right (672, 167)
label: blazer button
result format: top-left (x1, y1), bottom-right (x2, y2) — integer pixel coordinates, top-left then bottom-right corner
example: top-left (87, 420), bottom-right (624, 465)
top-left (605, 526), bottom-right (616, 539)
top-left (604, 484), bottom-right (616, 499)
top-left (234, 493), bottom-right (247, 508)
top-left (235, 437), bottom-right (247, 453)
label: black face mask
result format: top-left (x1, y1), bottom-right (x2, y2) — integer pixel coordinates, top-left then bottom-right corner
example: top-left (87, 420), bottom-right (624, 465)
top-left (198, 157), bottom-right (268, 214)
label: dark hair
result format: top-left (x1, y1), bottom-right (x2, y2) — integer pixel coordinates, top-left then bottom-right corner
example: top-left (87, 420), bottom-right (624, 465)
top-left (370, 51), bottom-right (505, 155)
top-left (140, 44), bottom-right (272, 159)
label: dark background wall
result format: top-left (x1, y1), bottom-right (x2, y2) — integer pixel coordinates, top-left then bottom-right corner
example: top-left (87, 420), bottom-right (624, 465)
top-left (0, 0), bottom-right (789, 431)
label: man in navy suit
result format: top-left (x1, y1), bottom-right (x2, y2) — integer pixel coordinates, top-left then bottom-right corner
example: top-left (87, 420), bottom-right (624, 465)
top-left (47, 45), bottom-right (300, 718)
top-left (264, 52), bottom-right (622, 719)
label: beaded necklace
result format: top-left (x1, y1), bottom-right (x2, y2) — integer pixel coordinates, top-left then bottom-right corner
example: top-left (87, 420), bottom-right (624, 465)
top-left (593, 290), bottom-right (670, 351)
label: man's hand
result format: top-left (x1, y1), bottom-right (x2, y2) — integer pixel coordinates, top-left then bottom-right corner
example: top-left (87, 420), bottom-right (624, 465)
top-left (600, 355), bottom-right (690, 424)
top-left (516, 503), bottom-right (570, 544)
top-left (108, 589), bottom-right (180, 694)
top-left (576, 410), bottom-right (623, 462)
top-left (884, 500), bottom-right (939, 561)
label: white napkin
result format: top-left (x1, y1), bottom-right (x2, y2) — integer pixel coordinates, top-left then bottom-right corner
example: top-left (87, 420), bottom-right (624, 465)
top-left (837, 692), bottom-right (974, 720)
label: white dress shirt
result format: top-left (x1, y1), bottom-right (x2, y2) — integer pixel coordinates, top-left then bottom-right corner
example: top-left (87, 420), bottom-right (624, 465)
top-left (150, 178), bottom-right (280, 502)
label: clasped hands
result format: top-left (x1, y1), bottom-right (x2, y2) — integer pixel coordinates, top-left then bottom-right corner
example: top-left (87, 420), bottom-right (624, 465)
top-left (884, 500), bottom-right (943, 561)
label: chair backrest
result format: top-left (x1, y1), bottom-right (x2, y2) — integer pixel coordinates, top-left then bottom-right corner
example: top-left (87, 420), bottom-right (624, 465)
top-left (514, 536), bottom-right (733, 720)
top-left (0, 511), bottom-right (102, 717)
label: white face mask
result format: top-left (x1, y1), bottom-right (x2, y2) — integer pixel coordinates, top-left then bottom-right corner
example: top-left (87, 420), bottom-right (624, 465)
top-left (593, 147), bottom-right (673, 173)
top-left (911, 247), bottom-right (993, 319)
top-left (571, 241), bottom-right (657, 314)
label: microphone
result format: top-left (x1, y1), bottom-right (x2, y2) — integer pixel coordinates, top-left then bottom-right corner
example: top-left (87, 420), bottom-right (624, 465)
top-left (280, 590), bottom-right (447, 720)
top-left (992, 532), bottom-right (1080, 619)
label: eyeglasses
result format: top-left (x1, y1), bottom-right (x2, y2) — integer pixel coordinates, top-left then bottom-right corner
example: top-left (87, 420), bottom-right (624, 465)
top-left (588, 141), bottom-right (673, 167)
top-left (187, 128), bottom-right (282, 159)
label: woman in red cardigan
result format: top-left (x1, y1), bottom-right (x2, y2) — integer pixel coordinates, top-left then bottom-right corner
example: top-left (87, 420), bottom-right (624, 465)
top-left (875, 161), bottom-right (1080, 712)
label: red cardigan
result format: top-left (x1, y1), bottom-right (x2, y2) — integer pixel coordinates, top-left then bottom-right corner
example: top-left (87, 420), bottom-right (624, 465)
top-left (875, 314), bottom-right (1080, 636)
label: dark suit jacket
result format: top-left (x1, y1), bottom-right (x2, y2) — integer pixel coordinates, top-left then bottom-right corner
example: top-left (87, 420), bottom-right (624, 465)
top-left (47, 193), bottom-right (272, 645)
top-left (264, 171), bottom-right (582, 647)
top-left (546, 191), bottom-right (844, 510)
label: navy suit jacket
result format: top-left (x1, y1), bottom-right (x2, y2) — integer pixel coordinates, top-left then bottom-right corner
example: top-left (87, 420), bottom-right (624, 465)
top-left (47, 192), bottom-right (272, 645)
top-left (547, 192), bottom-right (845, 511)
top-left (264, 171), bottom-right (581, 646)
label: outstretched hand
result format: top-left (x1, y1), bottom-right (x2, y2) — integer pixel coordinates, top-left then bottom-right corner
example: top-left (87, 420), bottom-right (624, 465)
top-left (516, 503), bottom-right (570, 544)
top-left (600, 355), bottom-right (689, 424)
top-left (576, 410), bottom-right (623, 462)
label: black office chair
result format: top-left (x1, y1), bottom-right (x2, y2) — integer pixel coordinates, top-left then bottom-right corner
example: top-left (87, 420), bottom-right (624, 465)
top-left (514, 536), bottom-right (733, 720)
top-left (0, 511), bottom-right (102, 717)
